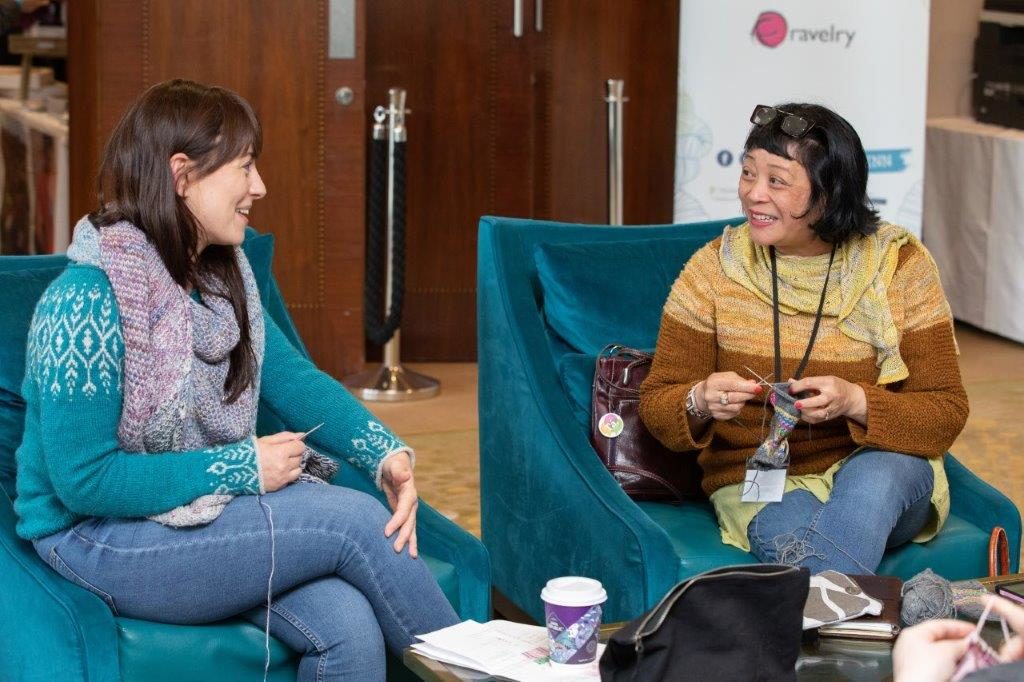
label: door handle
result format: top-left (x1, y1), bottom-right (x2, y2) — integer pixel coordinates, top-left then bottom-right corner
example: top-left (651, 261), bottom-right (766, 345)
top-left (535, 0), bottom-right (543, 32)
top-left (513, 0), bottom-right (523, 37)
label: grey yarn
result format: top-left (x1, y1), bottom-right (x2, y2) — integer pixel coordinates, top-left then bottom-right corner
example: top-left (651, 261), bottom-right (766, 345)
top-left (901, 568), bottom-right (955, 626)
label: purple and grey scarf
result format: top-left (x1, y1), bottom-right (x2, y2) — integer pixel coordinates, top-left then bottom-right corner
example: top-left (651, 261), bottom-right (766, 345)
top-left (67, 217), bottom-right (336, 526)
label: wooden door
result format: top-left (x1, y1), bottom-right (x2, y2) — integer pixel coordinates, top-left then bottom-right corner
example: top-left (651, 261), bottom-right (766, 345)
top-left (68, 0), bottom-right (367, 378)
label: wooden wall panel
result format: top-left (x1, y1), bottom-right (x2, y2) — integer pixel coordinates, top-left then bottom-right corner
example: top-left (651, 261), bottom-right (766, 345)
top-left (367, 0), bottom-right (543, 361)
top-left (365, 0), bottom-right (679, 360)
top-left (367, 1), bottom-right (496, 360)
top-left (68, 0), bottom-right (366, 378)
top-left (546, 0), bottom-right (680, 226)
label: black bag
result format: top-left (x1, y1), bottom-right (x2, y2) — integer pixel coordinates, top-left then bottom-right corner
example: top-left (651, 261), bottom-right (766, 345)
top-left (600, 564), bottom-right (809, 682)
top-left (590, 344), bottom-right (703, 501)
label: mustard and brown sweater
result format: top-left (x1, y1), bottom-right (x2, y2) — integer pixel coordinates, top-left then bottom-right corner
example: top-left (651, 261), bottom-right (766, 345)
top-left (639, 229), bottom-right (969, 499)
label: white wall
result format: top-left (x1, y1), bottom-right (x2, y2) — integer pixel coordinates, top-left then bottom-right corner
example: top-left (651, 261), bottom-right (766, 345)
top-left (927, 0), bottom-right (984, 118)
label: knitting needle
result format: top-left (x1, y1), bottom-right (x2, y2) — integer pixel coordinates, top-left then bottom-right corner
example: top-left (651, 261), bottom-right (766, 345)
top-left (743, 365), bottom-right (790, 401)
top-left (297, 422), bottom-right (324, 440)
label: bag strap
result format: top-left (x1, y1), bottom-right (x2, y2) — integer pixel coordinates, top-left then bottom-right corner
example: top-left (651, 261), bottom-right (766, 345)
top-left (606, 465), bottom-right (684, 502)
top-left (989, 526), bottom-right (1010, 577)
top-left (596, 344), bottom-right (653, 384)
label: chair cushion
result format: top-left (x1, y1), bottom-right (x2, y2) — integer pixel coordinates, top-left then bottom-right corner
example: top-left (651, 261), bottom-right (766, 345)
top-left (556, 353), bottom-right (597, 433)
top-left (637, 501), bottom-right (758, 582)
top-left (639, 500), bottom-right (995, 583)
top-left (534, 236), bottom-right (715, 354)
top-left (877, 514), bottom-right (991, 581)
top-left (115, 617), bottom-right (297, 682)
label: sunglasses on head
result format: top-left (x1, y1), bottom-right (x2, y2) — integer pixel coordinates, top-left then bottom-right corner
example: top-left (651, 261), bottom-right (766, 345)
top-left (750, 105), bottom-right (816, 138)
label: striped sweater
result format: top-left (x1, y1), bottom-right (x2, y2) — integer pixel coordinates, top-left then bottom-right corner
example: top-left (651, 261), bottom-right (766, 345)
top-left (639, 235), bottom-right (969, 496)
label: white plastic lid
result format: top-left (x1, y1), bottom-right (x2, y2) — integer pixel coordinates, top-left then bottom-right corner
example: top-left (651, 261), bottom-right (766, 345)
top-left (540, 576), bottom-right (608, 607)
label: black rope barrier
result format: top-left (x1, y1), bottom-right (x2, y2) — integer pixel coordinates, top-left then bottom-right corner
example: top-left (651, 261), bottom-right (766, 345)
top-left (363, 137), bottom-right (406, 346)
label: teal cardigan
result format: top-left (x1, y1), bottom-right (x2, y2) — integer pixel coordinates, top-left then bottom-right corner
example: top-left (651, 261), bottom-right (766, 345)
top-left (15, 263), bottom-right (407, 540)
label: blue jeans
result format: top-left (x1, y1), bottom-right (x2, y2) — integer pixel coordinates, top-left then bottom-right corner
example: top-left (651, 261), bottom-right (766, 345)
top-left (33, 482), bottom-right (460, 681)
top-left (747, 449), bottom-right (935, 575)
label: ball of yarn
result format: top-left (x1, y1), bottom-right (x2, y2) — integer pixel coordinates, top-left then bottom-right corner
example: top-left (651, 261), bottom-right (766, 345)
top-left (901, 568), bottom-right (954, 626)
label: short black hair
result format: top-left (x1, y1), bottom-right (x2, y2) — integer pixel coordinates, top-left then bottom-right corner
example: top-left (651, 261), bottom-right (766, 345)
top-left (743, 102), bottom-right (879, 244)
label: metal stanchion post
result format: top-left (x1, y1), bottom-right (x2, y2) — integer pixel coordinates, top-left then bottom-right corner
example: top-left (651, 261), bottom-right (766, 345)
top-left (605, 79), bottom-right (627, 225)
top-left (344, 88), bottom-right (440, 402)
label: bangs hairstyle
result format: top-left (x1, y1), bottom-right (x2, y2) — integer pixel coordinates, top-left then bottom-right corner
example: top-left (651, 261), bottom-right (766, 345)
top-left (743, 102), bottom-right (879, 244)
top-left (91, 79), bottom-right (263, 403)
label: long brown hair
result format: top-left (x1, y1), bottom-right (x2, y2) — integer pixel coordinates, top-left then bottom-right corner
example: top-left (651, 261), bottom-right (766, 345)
top-left (91, 79), bottom-right (263, 403)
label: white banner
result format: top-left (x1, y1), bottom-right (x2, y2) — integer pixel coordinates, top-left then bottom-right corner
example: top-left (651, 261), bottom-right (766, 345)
top-left (674, 1), bottom-right (931, 236)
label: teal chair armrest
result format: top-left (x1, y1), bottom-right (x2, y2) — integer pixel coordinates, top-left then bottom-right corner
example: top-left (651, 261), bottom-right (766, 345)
top-left (0, 486), bottom-right (120, 680)
top-left (478, 217), bottom-right (684, 623)
top-left (946, 453), bottom-right (1021, 572)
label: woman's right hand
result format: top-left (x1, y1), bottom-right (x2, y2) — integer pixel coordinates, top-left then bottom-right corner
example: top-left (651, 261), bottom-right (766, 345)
top-left (256, 432), bottom-right (305, 492)
top-left (696, 372), bottom-right (762, 421)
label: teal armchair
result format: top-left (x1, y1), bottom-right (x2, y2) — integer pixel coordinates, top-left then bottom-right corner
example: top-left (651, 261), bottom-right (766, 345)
top-left (0, 229), bottom-right (490, 681)
top-left (477, 215), bottom-right (1021, 624)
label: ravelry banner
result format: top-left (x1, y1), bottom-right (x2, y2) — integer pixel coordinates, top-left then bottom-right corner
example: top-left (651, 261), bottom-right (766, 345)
top-left (674, 0), bottom-right (930, 236)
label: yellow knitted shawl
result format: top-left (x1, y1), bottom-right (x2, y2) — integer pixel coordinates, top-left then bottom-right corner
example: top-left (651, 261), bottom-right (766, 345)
top-left (719, 221), bottom-right (925, 385)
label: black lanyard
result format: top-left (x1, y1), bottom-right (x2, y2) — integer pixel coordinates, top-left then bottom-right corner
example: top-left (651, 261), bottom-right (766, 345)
top-left (770, 244), bottom-right (837, 383)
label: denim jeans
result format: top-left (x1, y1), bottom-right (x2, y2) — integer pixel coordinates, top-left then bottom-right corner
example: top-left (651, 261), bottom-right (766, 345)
top-left (747, 449), bottom-right (935, 575)
top-left (33, 482), bottom-right (460, 681)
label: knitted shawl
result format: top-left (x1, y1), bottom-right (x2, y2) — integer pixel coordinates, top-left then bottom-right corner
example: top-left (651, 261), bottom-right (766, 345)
top-left (67, 218), bottom-right (337, 526)
top-left (718, 221), bottom-right (949, 385)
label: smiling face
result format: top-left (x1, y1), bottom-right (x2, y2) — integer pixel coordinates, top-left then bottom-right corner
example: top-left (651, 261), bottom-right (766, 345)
top-left (737, 147), bottom-right (829, 256)
top-left (177, 150), bottom-right (267, 251)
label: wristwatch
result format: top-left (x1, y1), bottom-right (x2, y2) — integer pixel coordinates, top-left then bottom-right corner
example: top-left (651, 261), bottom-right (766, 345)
top-left (686, 383), bottom-right (711, 421)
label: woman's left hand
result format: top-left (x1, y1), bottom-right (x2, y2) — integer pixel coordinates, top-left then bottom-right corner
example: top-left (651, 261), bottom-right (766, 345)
top-left (381, 452), bottom-right (419, 559)
top-left (788, 375), bottom-right (868, 425)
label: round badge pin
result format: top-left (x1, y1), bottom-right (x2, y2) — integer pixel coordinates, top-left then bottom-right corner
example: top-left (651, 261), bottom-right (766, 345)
top-left (599, 412), bottom-right (624, 438)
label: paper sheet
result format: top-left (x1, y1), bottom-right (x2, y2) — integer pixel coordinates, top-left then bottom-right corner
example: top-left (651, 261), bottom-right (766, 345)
top-left (413, 620), bottom-right (604, 681)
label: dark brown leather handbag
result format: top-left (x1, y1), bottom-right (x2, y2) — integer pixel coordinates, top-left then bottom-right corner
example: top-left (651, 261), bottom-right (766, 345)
top-left (590, 344), bottom-right (703, 502)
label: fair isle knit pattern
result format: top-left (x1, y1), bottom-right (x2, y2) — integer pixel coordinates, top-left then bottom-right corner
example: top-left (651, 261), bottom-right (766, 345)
top-left (28, 280), bottom-right (122, 399)
top-left (352, 420), bottom-right (405, 488)
top-left (639, 228), bottom-right (969, 497)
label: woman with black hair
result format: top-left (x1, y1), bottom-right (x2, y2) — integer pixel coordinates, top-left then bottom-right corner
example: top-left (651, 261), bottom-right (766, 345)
top-left (640, 102), bottom-right (967, 574)
top-left (14, 79), bottom-right (458, 680)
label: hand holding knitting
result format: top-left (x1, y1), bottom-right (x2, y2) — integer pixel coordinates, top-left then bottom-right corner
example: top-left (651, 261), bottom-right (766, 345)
top-left (892, 619), bottom-right (974, 682)
top-left (382, 452), bottom-right (419, 559)
top-left (255, 432), bottom-right (305, 492)
top-left (788, 375), bottom-right (868, 425)
top-left (988, 595), bottom-right (1024, 662)
top-left (697, 372), bottom-right (762, 421)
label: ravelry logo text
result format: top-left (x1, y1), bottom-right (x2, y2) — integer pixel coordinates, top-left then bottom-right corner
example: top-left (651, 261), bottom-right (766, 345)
top-left (752, 11), bottom-right (856, 49)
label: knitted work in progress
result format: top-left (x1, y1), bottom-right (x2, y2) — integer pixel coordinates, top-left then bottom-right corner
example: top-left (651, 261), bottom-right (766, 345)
top-left (750, 383), bottom-right (801, 470)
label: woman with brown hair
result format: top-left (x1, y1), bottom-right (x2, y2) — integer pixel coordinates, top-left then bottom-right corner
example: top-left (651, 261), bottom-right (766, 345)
top-left (14, 79), bottom-right (458, 680)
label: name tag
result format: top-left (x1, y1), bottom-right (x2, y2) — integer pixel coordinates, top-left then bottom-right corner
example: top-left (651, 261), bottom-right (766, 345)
top-left (741, 467), bottom-right (787, 503)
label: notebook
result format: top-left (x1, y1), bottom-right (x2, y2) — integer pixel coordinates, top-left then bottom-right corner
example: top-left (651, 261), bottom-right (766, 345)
top-left (817, 574), bottom-right (903, 642)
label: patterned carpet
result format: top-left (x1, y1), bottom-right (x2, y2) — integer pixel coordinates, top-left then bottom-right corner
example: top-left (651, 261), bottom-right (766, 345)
top-left (363, 323), bottom-right (1024, 548)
